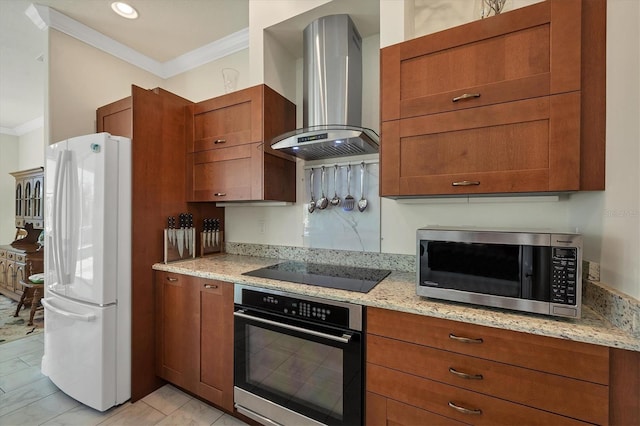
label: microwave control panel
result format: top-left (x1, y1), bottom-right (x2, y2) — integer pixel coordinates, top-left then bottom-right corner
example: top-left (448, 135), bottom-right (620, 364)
top-left (551, 247), bottom-right (578, 305)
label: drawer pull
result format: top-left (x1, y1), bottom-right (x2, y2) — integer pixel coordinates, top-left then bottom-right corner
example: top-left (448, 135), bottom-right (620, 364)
top-left (449, 367), bottom-right (483, 380)
top-left (452, 180), bottom-right (480, 187)
top-left (214, 192), bottom-right (227, 197)
top-left (449, 333), bottom-right (483, 344)
top-left (204, 284), bottom-right (218, 289)
top-left (448, 401), bottom-right (482, 415)
top-left (214, 139), bottom-right (226, 144)
top-left (166, 277), bottom-right (178, 282)
top-left (452, 93), bottom-right (481, 102)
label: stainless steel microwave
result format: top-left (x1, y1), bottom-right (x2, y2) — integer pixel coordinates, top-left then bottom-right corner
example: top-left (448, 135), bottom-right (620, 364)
top-left (417, 227), bottom-right (582, 318)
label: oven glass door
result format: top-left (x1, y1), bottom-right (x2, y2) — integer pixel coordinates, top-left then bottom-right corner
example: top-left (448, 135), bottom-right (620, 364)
top-left (234, 308), bottom-right (362, 426)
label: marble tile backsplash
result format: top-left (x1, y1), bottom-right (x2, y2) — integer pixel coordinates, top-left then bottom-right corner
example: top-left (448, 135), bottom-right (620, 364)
top-left (225, 243), bottom-right (639, 336)
top-left (224, 242), bottom-right (416, 273)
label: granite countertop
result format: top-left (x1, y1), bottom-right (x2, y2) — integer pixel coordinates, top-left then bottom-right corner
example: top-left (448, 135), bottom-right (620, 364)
top-left (153, 254), bottom-right (640, 352)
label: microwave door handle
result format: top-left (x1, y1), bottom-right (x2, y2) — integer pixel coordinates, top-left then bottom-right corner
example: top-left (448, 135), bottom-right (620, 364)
top-left (521, 246), bottom-right (534, 299)
top-left (233, 310), bottom-right (352, 344)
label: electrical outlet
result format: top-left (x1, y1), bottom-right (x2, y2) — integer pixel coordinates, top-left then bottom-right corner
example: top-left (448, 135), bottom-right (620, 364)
top-left (258, 220), bottom-right (266, 234)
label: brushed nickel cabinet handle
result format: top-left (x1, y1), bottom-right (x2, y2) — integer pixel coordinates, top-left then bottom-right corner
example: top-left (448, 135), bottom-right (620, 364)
top-left (214, 192), bottom-right (227, 197)
top-left (166, 277), bottom-right (178, 282)
top-left (214, 139), bottom-right (226, 144)
top-left (452, 93), bottom-right (481, 102)
top-left (449, 367), bottom-right (483, 380)
top-left (448, 401), bottom-right (482, 415)
top-left (452, 180), bottom-right (480, 187)
top-left (449, 333), bottom-right (483, 344)
top-left (204, 284), bottom-right (218, 289)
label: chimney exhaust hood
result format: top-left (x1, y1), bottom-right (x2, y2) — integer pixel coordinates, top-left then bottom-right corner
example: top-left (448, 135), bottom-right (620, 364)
top-left (271, 14), bottom-right (379, 161)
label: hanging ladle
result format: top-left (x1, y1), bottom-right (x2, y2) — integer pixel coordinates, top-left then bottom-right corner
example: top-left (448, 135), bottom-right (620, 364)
top-left (308, 168), bottom-right (316, 213)
top-left (317, 166), bottom-right (329, 210)
top-left (330, 164), bottom-right (341, 206)
top-left (358, 162), bottom-right (368, 212)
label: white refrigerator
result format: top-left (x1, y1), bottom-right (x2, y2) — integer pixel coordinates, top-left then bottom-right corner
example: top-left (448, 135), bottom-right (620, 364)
top-left (41, 132), bottom-right (131, 411)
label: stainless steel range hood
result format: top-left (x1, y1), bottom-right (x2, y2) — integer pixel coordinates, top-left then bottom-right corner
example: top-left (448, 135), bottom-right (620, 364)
top-left (271, 14), bottom-right (379, 161)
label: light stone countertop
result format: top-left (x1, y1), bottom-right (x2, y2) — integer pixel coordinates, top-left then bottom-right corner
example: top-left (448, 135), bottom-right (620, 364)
top-left (153, 254), bottom-right (640, 352)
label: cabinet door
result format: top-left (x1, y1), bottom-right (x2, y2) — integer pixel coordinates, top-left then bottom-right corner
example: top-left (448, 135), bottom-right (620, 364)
top-left (0, 259), bottom-right (7, 291)
top-left (15, 181), bottom-right (24, 228)
top-left (381, 93), bottom-right (580, 196)
top-left (381, 0), bottom-right (581, 122)
top-left (188, 143), bottom-right (263, 201)
top-left (6, 261), bottom-right (16, 293)
top-left (191, 86), bottom-right (263, 153)
top-left (155, 271), bottom-right (198, 391)
top-left (198, 279), bottom-right (234, 411)
top-left (96, 96), bottom-right (132, 138)
top-left (14, 263), bottom-right (26, 297)
top-left (32, 175), bottom-right (44, 227)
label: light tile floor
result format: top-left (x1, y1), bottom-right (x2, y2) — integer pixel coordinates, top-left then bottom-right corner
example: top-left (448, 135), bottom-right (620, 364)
top-left (0, 334), bottom-right (248, 426)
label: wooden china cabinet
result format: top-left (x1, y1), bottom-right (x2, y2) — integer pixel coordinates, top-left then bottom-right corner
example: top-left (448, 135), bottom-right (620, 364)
top-left (0, 167), bottom-right (45, 302)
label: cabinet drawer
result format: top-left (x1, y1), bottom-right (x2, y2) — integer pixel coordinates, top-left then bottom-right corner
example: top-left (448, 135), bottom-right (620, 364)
top-left (367, 392), bottom-right (466, 426)
top-left (368, 364), bottom-right (587, 425)
top-left (7, 252), bottom-right (15, 260)
top-left (0, 250), bottom-right (6, 259)
top-left (15, 254), bottom-right (26, 262)
top-left (368, 334), bottom-right (608, 425)
top-left (381, 93), bottom-right (580, 196)
top-left (367, 307), bottom-right (609, 385)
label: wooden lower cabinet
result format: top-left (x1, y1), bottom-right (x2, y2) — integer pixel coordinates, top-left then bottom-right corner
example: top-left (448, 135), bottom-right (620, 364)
top-left (198, 278), bottom-right (234, 411)
top-left (366, 307), bottom-right (639, 426)
top-left (0, 245), bottom-right (43, 302)
top-left (155, 271), bottom-right (233, 412)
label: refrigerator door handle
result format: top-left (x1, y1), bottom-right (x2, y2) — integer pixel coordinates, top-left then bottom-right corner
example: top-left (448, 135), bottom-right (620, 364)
top-left (52, 150), bottom-right (67, 287)
top-left (41, 298), bottom-right (96, 322)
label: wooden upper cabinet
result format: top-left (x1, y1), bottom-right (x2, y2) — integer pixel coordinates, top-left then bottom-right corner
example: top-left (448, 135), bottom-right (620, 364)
top-left (380, 0), bottom-right (606, 197)
top-left (187, 84), bottom-right (297, 202)
top-left (96, 96), bottom-right (132, 138)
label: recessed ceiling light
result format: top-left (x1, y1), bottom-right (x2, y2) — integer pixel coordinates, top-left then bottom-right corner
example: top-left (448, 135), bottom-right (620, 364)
top-left (111, 2), bottom-right (138, 19)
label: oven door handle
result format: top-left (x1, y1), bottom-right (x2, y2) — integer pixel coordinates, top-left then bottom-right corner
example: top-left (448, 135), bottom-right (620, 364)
top-left (234, 310), bottom-right (353, 344)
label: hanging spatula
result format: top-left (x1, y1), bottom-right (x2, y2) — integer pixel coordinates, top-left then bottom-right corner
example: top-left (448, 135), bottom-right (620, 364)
top-left (343, 164), bottom-right (355, 211)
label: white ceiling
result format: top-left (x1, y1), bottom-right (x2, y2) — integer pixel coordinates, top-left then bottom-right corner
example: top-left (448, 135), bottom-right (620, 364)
top-left (0, 0), bottom-right (379, 135)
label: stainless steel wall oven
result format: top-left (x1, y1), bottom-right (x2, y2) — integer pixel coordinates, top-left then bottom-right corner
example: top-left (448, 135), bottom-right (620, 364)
top-left (234, 284), bottom-right (363, 426)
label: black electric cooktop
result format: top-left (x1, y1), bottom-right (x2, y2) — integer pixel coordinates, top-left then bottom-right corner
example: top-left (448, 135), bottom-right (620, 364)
top-left (242, 261), bottom-right (392, 293)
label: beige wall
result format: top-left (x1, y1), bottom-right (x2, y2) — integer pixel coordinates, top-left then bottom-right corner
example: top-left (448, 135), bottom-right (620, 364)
top-left (18, 127), bottom-right (44, 170)
top-left (0, 134), bottom-right (19, 242)
top-left (0, 128), bottom-right (45, 243)
top-left (163, 49), bottom-right (250, 102)
top-left (48, 30), bottom-right (163, 143)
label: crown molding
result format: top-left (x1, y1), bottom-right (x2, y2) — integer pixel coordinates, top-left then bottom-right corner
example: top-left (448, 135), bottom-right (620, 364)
top-left (0, 116), bottom-right (44, 136)
top-left (162, 28), bottom-right (249, 78)
top-left (27, 4), bottom-right (249, 79)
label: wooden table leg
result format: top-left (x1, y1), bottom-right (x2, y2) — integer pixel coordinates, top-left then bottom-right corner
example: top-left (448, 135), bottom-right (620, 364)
top-left (28, 285), bottom-right (42, 326)
top-left (14, 287), bottom-right (30, 318)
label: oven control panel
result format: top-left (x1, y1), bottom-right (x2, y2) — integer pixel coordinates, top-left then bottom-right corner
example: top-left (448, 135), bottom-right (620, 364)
top-left (239, 288), bottom-right (351, 328)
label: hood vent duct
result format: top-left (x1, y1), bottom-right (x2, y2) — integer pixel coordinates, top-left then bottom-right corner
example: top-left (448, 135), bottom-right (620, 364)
top-left (271, 14), bottom-right (379, 161)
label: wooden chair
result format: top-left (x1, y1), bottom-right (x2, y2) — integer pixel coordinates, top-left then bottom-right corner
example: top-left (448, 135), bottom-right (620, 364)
top-left (14, 279), bottom-right (44, 326)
